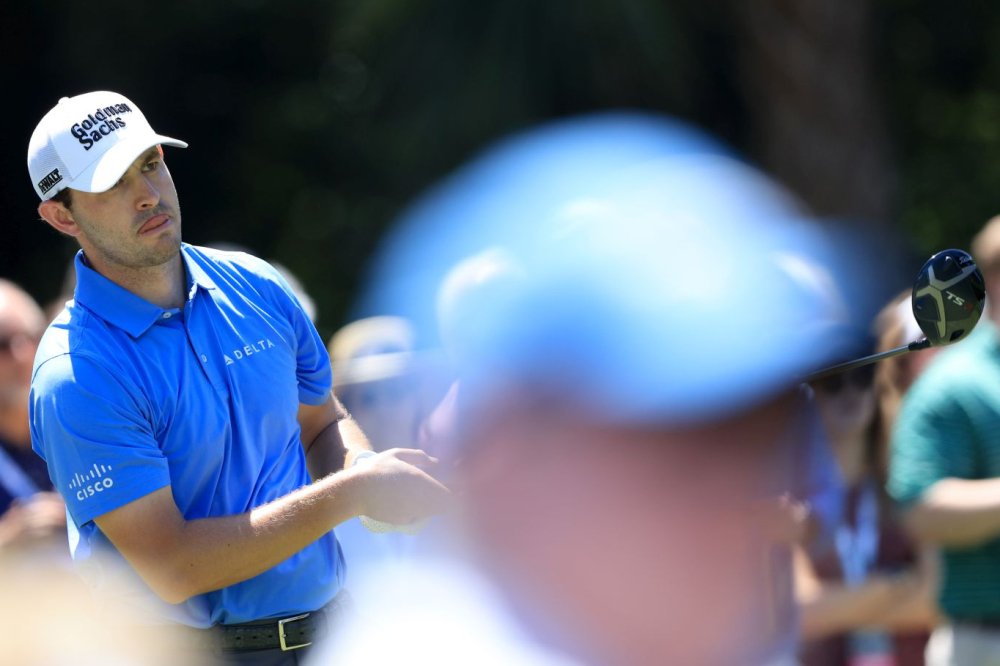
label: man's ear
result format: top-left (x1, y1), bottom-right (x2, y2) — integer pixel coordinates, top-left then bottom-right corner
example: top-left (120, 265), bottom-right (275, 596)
top-left (38, 198), bottom-right (81, 238)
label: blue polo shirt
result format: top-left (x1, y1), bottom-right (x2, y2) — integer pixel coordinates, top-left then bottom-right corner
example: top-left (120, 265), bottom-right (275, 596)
top-left (29, 244), bottom-right (343, 627)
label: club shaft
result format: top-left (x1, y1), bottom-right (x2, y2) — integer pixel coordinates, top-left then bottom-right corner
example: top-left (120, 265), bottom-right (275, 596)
top-left (804, 338), bottom-right (931, 382)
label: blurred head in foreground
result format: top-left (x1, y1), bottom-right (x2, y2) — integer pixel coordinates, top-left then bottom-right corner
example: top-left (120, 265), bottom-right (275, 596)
top-left (355, 115), bottom-right (871, 665)
top-left (0, 551), bottom-right (209, 666)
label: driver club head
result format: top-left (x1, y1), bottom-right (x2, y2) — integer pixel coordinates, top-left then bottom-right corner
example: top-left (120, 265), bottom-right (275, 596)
top-left (912, 249), bottom-right (986, 346)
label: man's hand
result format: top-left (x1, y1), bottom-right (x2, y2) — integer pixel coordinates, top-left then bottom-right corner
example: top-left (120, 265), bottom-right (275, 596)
top-left (349, 448), bottom-right (451, 525)
top-left (0, 492), bottom-right (67, 550)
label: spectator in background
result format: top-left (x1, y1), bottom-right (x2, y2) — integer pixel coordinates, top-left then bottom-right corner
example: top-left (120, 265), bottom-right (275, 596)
top-left (0, 279), bottom-right (66, 555)
top-left (321, 134), bottom-right (876, 665)
top-left (889, 215), bottom-right (1000, 666)
top-left (798, 294), bottom-right (940, 666)
top-left (328, 316), bottom-right (447, 575)
top-left (873, 291), bottom-right (943, 454)
top-left (330, 316), bottom-right (428, 457)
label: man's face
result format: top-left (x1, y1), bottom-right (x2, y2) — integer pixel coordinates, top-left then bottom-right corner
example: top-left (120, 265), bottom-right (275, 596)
top-left (457, 390), bottom-right (799, 665)
top-left (812, 366), bottom-right (877, 443)
top-left (0, 288), bottom-right (44, 408)
top-left (65, 147), bottom-right (182, 272)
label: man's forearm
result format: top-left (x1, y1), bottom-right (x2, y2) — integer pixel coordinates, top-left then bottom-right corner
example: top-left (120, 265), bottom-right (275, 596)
top-left (304, 415), bottom-right (373, 480)
top-left (103, 394), bottom-right (387, 604)
top-left (102, 467), bottom-right (368, 605)
top-left (176, 468), bottom-right (367, 597)
top-left (338, 416), bottom-right (374, 469)
top-left (906, 477), bottom-right (1000, 547)
top-left (98, 445), bottom-right (446, 605)
top-left (301, 393), bottom-right (374, 480)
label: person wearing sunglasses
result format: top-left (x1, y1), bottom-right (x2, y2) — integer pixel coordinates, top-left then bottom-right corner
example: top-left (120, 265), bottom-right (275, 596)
top-left (798, 312), bottom-right (939, 666)
top-left (0, 280), bottom-right (66, 556)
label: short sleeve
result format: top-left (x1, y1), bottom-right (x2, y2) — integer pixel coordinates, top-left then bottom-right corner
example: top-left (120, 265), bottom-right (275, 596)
top-left (227, 252), bottom-right (333, 405)
top-left (888, 382), bottom-right (977, 506)
top-left (30, 353), bottom-right (171, 526)
top-left (284, 288), bottom-right (332, 405)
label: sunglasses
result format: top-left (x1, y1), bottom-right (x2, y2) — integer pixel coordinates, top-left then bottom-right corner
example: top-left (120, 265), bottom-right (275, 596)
top-left (0, 332), bottom-right (41, 356)
top-left (813, 363), bottom-right (876, 393)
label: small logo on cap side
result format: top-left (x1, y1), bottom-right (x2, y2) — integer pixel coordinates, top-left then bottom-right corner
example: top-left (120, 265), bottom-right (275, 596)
top-left (38, 168), bottom-right (63, 194)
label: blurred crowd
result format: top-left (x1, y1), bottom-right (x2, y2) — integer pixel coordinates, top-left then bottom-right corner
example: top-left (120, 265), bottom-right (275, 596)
top-left (8, 114), bottom-right (1000, 666)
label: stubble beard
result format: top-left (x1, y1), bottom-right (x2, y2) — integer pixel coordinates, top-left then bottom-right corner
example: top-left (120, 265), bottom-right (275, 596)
top-left (80, 204), bottom-right (184, 271)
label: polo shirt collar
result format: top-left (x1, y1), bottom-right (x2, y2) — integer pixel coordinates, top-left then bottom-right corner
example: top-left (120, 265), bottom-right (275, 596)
top-left (73, 252), bottom-right (164, 338)
top-left (73, 244), bottom-right (216, 339)
top-left (181, 243), bottom-right (218, 293)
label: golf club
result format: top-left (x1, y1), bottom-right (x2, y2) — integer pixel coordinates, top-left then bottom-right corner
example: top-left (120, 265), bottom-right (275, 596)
top-left (805, 249), bottom-right (986, 382)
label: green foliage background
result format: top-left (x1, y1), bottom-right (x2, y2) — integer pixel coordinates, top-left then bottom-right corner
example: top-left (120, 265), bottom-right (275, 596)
top-left (2, 1), bottom-right (999, 341)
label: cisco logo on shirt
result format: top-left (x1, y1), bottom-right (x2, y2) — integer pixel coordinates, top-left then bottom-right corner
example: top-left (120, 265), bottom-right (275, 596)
top-left (67, 463), bottom-right (115, 501)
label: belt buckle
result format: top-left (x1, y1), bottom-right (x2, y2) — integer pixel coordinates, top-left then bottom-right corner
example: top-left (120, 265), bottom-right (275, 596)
top-left (278, 613), bottom-right (312, 651)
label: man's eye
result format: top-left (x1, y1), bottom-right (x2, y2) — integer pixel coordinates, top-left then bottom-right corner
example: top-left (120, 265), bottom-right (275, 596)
top-left (143, 160), bottom-right (160, 172)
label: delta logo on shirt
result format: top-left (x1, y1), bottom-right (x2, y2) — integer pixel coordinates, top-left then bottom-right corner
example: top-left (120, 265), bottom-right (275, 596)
top-left (224, 338), bottom-right (277, 366)
top-left (67, 463), bottom-right (115, 501)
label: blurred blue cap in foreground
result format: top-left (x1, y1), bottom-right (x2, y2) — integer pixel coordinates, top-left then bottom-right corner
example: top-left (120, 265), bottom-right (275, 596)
top-left (360, 112), bottom-right (729, 334)
top-left (361, 114), bottom-right (870, 424)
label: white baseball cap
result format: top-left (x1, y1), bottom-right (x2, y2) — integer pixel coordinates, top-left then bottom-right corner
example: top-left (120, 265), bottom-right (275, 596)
top-left (27, 91), bottom-right (187, 201)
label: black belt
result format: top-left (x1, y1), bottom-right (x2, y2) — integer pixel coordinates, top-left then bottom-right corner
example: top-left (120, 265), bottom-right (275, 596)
top-left (179, 592), bottom-right (349, 652)
top-left (217, 610), bottom-right (325, 651)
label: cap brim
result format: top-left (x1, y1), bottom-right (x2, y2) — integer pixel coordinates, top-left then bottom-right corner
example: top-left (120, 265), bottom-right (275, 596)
top-left (71, 133), bottom-right (187, 194)
top-left (332, 350), bottom-right (445, 387)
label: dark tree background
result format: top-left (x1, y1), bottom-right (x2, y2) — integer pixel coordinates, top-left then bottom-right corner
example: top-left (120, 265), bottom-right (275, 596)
top-left (2, 0), bottom-right (999, 341)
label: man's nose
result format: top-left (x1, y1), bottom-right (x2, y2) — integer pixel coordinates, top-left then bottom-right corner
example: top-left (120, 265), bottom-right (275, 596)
top-left (136, 174), bottom-right (161, 209)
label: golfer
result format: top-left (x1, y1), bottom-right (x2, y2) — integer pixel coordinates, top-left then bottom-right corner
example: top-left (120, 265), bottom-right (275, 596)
top-left (26, 91), bottom-right (450, 664)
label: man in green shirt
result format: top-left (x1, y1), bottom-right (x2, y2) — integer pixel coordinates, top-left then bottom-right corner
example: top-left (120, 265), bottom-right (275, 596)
top-left (889, 215), bottom-right (1000, 665)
